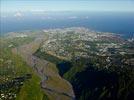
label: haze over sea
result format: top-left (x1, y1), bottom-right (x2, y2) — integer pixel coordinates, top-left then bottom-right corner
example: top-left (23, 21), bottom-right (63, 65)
top-left (1, 12), bottom-right (134, 39)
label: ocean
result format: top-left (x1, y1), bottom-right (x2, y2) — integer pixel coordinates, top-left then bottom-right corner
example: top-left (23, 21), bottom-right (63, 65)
top-left (1, 12), bottom-right (134, 39)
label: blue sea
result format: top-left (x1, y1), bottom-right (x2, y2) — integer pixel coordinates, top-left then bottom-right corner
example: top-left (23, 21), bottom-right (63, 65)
top-left (1, 11), bottom-right (134, 39)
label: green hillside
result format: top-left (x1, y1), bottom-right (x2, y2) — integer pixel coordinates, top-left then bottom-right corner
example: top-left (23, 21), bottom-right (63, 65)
top-left (0, 37), bottom-right (49, 100)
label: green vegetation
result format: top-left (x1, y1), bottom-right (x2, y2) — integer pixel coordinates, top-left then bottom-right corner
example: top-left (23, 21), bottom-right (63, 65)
top-left (34, 28), bottom-right (134, 100)
top-left (34, 49), bottom-right (63, 64)
top-left (16, 73), bottom-right (45, 100)
top-left (5, 37), bottom-right (34, 47)
top-left (1, 28), bottom-right (134, 100)
top-left (63, 54), bottom-right (134, 100)
top-left (0, 37), bottom-right (49, 100)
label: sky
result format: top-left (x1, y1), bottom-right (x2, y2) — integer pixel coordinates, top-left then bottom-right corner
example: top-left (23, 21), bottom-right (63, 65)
top-left (1, 0), bottom-right (134, 13)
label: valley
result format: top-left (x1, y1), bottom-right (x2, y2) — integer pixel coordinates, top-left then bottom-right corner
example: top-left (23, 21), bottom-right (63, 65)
top-left (0, 27), bottom-right (134, 100)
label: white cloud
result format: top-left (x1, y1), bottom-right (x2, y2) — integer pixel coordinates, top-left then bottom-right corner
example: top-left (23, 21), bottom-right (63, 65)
top-left (85, 16), bottom-right (89, 19)
top-left (41, 16), bottom-right (56, 20)
top-left (68, 16), bottom-right (78, 19)
top-left (30, 9), bottom-right (45, 12)
top-left (14, 12), bottom-right (23, 17)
